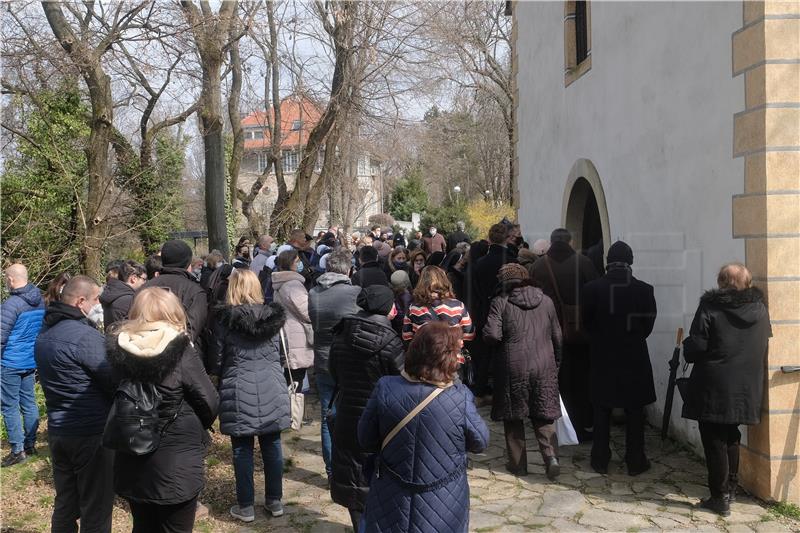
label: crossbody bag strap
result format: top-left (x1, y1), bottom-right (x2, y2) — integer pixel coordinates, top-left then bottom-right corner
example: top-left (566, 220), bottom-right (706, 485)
top-left (543, 257), bottom-right (565, 307)
top-left (280, 328), bottom-right (296, 389)
top-left (382, 387), bottom-right (444, 450)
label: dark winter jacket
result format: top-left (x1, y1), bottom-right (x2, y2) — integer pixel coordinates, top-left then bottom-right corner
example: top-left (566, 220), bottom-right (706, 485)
top-left (471, 244), bottom-right (518, 331)
top-left (308, 273), bottom-right (361, 374)
top-left (329, 311), bottom-right (404, 511)
top-left (107, 330), bottom-right (218, 505)
top-left (351, 261), bottom-right (389, 288)
top-left (681, 288), bottom-right (771, 425)
top-left (483, 281), bottom-right (563, 421)
top-left (209, 303), bottom-right (289, 436)
top-left (141, 267), bottom-right (208, 343)
top-left (35, 302), bottom-right (115, 436)
top-left (582, 267), bottom-right (658, 407)
top-left (358, 376), bottom-right (489, 533)
top-left (100, 277), bottom-right (135, 329)
top-left (1, 283), bottom-right (45, 369)
top-left (446, 230), bottom-right (471, 252)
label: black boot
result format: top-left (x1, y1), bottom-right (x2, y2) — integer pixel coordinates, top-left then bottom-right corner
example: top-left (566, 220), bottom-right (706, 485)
top-left (699, 496), bottom-right (731, 517)
top-left (728, 474), bottom-right (738, 503)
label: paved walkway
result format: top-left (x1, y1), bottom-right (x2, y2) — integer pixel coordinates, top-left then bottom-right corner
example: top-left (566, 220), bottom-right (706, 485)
top-left (224, 400), bottom-right (799, 533)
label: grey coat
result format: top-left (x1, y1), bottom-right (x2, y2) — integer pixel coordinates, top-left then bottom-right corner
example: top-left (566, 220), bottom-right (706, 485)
top-left (272, 270), bottom-right (314, 369)
top-left (308, 273), bottom-right (361, 374)
top-left (210, 303), bottom-right (290, 437)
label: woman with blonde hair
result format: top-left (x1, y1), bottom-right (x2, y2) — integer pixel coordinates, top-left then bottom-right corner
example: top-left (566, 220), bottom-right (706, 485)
top-left (208, 268), bottom-right (289, 522)
top-left (402, 266), bottom-right (474, 345)
top-left (106, 288), bottom-right (218, 533)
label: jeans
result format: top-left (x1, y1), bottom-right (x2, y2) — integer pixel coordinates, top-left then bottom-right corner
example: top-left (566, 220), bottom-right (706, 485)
top-left (317, 371), bottom-right (336, 476)
top-left (49, 433), bottom-right (114, 533)
top-left (231, 432), bottom-right (283, 506)
top-left (129, 496), bottom-right (197, 533)
top-left (1, 367), bottom-right (39, 453)
top-left (699, 422), bottom-right (741, 498)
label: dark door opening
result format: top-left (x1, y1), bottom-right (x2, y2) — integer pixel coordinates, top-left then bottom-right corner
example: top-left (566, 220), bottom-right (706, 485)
top-left (566, 177), bottom-right (604, 273)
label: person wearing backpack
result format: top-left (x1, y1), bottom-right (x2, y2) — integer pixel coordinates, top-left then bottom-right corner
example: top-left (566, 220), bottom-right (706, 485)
top-left (35, 275), bottom-right (116, 532)
top-left (207, 269), bottom-right (289, 522)
top-left (106, 287), bottom-right (218, 532)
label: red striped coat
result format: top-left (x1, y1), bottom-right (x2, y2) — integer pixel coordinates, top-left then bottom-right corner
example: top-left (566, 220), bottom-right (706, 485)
top-left (401, 298), bottom-right (475, 344)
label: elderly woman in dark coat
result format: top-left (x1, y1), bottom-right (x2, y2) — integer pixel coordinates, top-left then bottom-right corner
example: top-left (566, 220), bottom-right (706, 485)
top-left (581, 241), bottom-right (657, 477)
top-left (328, 286), bottom-right (405, 532)
top-left (358, 322), bottom-right (489, 533)
top-left (483, 263), bottom-right (563, 479)
top-left (682, 263), bottom-right (771, 517)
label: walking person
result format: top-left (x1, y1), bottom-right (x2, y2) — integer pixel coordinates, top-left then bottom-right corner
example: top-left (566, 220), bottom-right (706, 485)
top-left (208, 269), bottom-right (289, 522)
top-left (581, 242), bottom-right (657, 476)
top-left (271, 249), bottom-right (314, 429)
top-left (1, 263), bottom-right (45, 467)
top-left (358, 321), bottom-right (489, 533)
top-left (309, 249), bottom-right (362, 482)
top-left (35, 276), bottom-right (115, 531)
top-left (483, 264), bottom-right (563, 479)
top-left (328, 285), bottom-right (405, 532)
top-left (682, 263), bottom-right (771, 516)
top-left (107, 288), bottom-right (218, 532)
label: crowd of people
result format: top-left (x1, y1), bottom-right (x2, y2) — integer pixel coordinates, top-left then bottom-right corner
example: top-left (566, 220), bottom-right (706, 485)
top-left (0, 217), bottom-right (772, 531)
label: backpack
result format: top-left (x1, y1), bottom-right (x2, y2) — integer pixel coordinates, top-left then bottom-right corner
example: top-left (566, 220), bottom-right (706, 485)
top-left (103, 379), bottom-right (172, 455)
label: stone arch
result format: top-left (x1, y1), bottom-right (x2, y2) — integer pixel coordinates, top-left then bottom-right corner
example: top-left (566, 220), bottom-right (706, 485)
top-left (561, 158), bottom-right (611, 257)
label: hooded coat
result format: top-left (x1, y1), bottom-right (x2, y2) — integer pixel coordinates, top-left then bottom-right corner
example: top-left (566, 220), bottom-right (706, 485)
top-left (328, 305), bottom-right (404, 511)
top-left (140, 267), bottom-right (208, 344)
top-left (209, 303), bottom-right (289, 436)
top-left (582, 266), bottom-right (657, 407)
top-left (107, 329), bottom-right (218, 504)
top-left (272, 270), bottom-right (314, 369)
top-left (308, 273), bottom-right (361, 374)
top-left (483, 281), bottom-right (563, 421)
top-left (100, 277), bottom-right (134, 329)
top-left (1, 283), bottom-right (45, 369)
top-left (681, 288), bottom-right (771, 425)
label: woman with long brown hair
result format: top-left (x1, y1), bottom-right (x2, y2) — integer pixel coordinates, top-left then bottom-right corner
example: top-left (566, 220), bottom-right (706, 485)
top-left (401, 266), bottom-right (474, 345)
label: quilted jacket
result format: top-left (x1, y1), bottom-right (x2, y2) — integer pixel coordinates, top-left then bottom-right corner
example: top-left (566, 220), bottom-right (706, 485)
top-left (329, 311), bottom-right (404, 511)
top-left (308, 273), bottom-right (361, 374)
top-left (358, 376), bottom-right (489, 533)
top-left (1, 283), bottom-right (45, 369)
top-left (208, 303), bottom-right (289, 436)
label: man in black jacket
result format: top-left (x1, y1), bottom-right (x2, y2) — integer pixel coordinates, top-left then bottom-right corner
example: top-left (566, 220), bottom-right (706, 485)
top-left (141, 240), bottom-right (207, 345)
top-left (446, 221), bottom-right (471, 252)
top-left (582, 241), bottom-right (657, 476)
top-left (100, 260), bottom-right (146, 329)
top-left (350, 246), bottom-right (389, 288)
top-left (35, 276), bottom-right (116, 532)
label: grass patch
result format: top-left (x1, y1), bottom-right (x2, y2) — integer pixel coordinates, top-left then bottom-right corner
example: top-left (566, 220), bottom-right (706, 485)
top-left (769, 501), bottom-right (800, 520)
top-left (283, 457), bottom-right (295, 473)
top-left (206, 456), bottom-right (220, 468)
top-left (627, 528), bottom-right (640, 533)
top-left (193, 519), bottom-right (214, 533)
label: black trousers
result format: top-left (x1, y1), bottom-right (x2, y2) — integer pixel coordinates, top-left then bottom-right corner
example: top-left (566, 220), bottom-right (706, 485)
top-left (591, 406), bottom-right (646, 470)
top-left (559, 345), bottom-right (593, 436)
top-left (348, 509), bottom-right (362, 532)
top-left (129, 496), bottom-right (198, 533)
top-left (698, 422), bottom-right (741, 498)
top-left (49, 433), bottom-right (114, 533)
top-left (469, 335), bottom-right (492, 397)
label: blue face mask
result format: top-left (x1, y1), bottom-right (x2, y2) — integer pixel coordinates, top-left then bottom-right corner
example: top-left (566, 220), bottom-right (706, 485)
top-left (393, 261), bottom-right (407, 269)
top-left (296, 261), bottom-right (304, 273)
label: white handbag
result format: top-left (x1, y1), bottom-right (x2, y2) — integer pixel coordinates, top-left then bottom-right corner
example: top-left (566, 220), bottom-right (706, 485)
top-left (280, 329), bottom-right (305, 431)
top-left (555, 394), bottom-right (579, 446)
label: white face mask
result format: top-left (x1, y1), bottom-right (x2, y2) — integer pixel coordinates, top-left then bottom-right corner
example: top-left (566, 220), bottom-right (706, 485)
top-left (430, 229), bottom-right (437, 236)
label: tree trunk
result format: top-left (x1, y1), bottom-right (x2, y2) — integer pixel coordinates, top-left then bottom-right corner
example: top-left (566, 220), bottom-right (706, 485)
top-left (227, 18), bottom-right (244, 218)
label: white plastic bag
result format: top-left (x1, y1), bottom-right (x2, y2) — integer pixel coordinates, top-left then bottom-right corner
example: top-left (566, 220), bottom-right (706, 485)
top-left (555, 395), bottom-right (579, 446)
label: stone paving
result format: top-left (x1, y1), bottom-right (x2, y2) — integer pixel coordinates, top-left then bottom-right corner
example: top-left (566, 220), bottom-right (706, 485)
top-left (231, 400), bottom-right (800, 532)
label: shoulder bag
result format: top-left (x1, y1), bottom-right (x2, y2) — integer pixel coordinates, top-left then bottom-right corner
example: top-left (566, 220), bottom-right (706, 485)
top-left (280, 328), bottom-right (305, 430)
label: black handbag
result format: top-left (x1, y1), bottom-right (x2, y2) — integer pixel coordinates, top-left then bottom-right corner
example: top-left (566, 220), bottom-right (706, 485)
top-left (459, 349), bottom-right (474, 387)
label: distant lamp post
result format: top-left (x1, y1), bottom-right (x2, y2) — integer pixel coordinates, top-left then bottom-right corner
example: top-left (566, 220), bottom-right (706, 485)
top-left (453, 185), bottom-right (461, 205)
top-left (484, 189), bottom-right (492, 205)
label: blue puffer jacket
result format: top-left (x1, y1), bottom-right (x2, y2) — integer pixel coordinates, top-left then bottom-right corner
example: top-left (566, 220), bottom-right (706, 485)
top-left (1, 283), bottom-right (45, 369)
top-left (35, 302), bottom-right (115, 436)
top-left (358, 376), bottom-right (489, 533)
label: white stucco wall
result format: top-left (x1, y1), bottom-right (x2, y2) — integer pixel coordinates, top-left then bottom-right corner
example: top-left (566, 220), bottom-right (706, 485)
top-left (515, 1), bottom-right (745, 450)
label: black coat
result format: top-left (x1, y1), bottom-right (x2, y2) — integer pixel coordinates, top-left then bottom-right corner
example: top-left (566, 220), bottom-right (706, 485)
top-left (328, 312), bottom-right (404, 511)
top-left (209, 303), bottom-right (289, 436)
top-left (100, 277), bottom-right (134, 329)
top-left (446, 230), bottom-right (471, 252)
top-left (682, 288), bottom-right (771, 425)
top-left (530, 241), bottom-right (599, 308)
top-left (483, 282), bottom-right (563, 421)
top-left (582, 267), bottom-right (657, 407)
top-left (351, 262), bottom-right (389, 288)
top-left (107, 333), bottom-right (219, 505)
top-left (471, 244), bottom-right (518, 330)
top-left (141, 267), bottom-right (208, 343)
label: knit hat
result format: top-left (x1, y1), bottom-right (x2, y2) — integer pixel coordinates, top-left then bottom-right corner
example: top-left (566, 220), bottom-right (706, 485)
top-left (607, 241), bottom-right (634, 265)
top-left (160, 240), bottom-right (193, 268)
top-left (532, 239), bottom-right (551, 256)
top-left (357, 285), bottom-right (395, 316)
top-left (390, 270), bottom-right (411, 290)
top-left (497, 263), bottom-right (529, 282)
top-left (373, 240), bottom-right (392, 258)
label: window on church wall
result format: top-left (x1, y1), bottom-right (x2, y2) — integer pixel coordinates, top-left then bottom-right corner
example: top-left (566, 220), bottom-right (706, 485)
top-left (564, 1), bottom-right (591, 87)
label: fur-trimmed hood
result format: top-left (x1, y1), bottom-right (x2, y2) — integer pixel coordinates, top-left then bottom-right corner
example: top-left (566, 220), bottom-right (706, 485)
top-left (216, 302), bottom-right (285, 339)
top-left (700, 287), bottom-right (766, 325)
top-left (107, 330), bottom-right (190, 383)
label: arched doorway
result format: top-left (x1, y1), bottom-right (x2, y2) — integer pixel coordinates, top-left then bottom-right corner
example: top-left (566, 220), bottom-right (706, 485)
top-left (562, 159), bottom-right (610, 271)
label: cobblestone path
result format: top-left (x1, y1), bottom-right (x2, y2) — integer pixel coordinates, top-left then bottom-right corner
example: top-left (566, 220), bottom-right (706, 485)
top-left (232, 401), bottom-right (800, 533)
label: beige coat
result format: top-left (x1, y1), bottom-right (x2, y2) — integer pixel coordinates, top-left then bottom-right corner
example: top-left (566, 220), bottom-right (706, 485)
top-left (272, 270), bottom-right (314, 369)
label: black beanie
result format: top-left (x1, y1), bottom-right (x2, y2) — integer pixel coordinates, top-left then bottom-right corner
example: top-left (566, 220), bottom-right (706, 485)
top-left (161, 239), bottom-right (193, 268)
top-left (607, 241), bottom-right (633, 265)
top-left (357, 285), bottom-right (395, 316)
